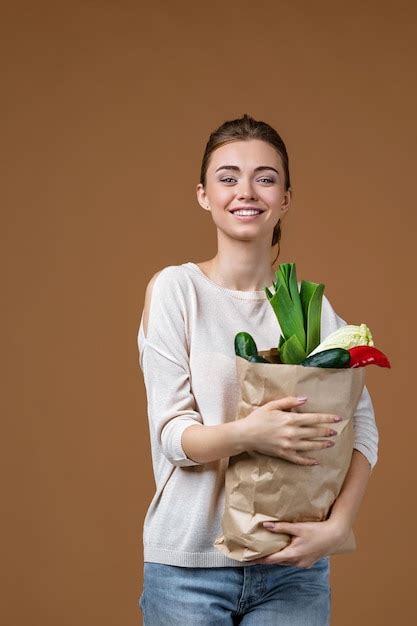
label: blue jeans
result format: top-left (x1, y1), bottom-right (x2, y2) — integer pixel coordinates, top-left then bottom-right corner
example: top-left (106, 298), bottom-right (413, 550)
top-left (138, 557), bottom-right (331, 625)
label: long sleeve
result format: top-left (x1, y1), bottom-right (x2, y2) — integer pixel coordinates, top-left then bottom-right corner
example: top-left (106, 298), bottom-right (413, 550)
top-left (321, 294), bottom-right (379, 472)
top-left (137, 267), bottom-right (204, 467)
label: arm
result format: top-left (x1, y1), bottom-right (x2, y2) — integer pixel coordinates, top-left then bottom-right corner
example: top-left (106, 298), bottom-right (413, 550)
top-left (181, 420), bottom-right (248, 464)
top-left (319, 296), bottom-right (379, 539)
top-left (310, 296), bottom-right (379, 540)
top-left (139, 267), bottom-right (252, 467)
top-left (138, 267), bottom-right (205, 467)
top-left (328, 449), bottom-right (372, 540)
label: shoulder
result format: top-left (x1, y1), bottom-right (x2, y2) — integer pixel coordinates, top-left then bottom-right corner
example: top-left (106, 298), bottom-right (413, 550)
top-left (144, 267), bottom-right (165, 301)
top-left (143, 264), bottom-right (191, 314)
top-left (145, 264), bottom-right (188, 297)
top-left (142, 266), bottom-right (188, 337)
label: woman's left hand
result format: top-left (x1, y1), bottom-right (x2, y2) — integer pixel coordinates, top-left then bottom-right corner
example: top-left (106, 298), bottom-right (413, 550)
top-left (249, 519), bottom-right (349, 568)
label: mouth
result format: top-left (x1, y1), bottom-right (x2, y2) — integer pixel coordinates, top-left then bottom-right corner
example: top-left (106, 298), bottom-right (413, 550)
top-left (229, 206), bottom-right (265, 213)
top-left (230, 208), bottom-right (264, 222)
top-left (229, 207), bottom-right (265, 221)
top-left (229, 207), bottom-right (265, 214)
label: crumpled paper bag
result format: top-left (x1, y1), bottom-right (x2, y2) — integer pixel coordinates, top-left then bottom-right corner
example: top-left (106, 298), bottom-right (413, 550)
top-left (214, 351), bottom-right (366, 562)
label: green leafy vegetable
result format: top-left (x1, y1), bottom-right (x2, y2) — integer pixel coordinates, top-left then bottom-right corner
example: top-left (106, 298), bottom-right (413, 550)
top-left (265, 262), bottom-right (325, 364)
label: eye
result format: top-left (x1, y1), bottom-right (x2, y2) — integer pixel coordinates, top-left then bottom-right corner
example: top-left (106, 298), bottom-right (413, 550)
top-left (219, 176), bottom-right (275, 184)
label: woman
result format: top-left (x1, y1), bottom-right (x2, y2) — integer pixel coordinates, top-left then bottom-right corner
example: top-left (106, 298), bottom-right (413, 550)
top-left (137, 114), bottom-right (378, 625)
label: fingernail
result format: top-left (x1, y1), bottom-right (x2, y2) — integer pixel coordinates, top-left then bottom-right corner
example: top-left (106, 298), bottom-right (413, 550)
top-left (263, 522), bottom-right (275, 529)
top-left (296, 396), bottom-right (308, 402)
top-left (334, 416), bottom-right (343, 422)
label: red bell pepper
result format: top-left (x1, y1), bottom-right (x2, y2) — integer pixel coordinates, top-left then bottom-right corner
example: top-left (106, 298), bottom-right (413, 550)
top-left (348, 345), bottom-right (391, 368)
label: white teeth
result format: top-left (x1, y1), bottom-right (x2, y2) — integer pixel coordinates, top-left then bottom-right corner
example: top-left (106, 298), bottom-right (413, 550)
top-left (233, 210), bottom-right (262, 216)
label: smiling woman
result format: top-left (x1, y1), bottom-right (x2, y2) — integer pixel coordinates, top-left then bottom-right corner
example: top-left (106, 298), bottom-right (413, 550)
top-left (186, 129), bottom-right (293, 291)
top-left (195, 114), bottom-right (292, 273)
top-left (136, 113), bottom-right (378, 626)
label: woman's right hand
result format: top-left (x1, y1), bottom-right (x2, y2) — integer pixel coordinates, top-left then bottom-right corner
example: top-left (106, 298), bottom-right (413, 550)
top-left (241, 396), bottom-right (343, 466)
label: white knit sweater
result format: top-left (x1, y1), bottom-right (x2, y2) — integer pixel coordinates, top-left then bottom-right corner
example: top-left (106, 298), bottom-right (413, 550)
top-left (136, 262), bottom-right (379, 567)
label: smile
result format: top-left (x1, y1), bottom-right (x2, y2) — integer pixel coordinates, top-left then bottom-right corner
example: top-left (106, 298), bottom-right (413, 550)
top-left (230, 210), bottom-right (264, 222)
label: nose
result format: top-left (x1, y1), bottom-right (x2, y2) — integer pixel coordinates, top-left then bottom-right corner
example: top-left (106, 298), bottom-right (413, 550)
top-left (237, 179), bottom-right (257, 200)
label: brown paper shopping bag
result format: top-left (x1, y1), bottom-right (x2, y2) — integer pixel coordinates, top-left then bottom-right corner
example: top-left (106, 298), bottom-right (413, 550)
top-left (213, 351), bottom-right (366, 562)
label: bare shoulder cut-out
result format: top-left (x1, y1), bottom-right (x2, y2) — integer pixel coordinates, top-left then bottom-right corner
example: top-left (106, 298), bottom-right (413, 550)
top-left (142, 270), bottom-right (164, 340)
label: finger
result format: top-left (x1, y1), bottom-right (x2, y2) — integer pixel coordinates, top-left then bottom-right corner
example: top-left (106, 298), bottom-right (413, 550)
top-left (262, 522), bottom-right (299, 535)
top-left (297, 426), bottom-right (339, 439)
top-left (290, 439), bottom-right (335, 451)
top-left (253, 548), bottom-right (296, 565)
top-left (250, 554), bottom-right (291, 565)
top-left (292, 413), bottom-right (342, 424)
top-left (285, 453), bottom-right (321, 466)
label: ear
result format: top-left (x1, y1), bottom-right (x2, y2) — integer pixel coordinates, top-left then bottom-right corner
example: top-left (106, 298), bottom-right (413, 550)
top-left (196, 183), bottom-right (211, 211)
top-left (280, 188), bottom-right (292, 218)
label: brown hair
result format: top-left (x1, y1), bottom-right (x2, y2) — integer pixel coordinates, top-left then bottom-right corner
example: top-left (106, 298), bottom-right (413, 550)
top-left (199, 113), bottom-right (292, 266)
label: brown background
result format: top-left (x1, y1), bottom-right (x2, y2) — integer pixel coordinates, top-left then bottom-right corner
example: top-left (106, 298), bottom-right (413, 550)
top-left (2, 1), bottom-right (416, 624)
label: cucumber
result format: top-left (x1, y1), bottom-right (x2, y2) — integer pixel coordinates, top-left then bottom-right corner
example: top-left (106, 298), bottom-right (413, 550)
top-left (300, 347), bottom-right (351, 368)
top-left (234, 332), bottom-right (271, 363)
top-left (234, 332), bottom-right (259, 359)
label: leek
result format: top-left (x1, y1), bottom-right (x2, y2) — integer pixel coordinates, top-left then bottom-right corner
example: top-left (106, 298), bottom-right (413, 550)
top-left (266, 262), bottom-right (325, 364)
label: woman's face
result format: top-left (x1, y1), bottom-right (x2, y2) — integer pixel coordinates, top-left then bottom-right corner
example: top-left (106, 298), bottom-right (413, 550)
top-left (196, 139), bottom-right (291, 244)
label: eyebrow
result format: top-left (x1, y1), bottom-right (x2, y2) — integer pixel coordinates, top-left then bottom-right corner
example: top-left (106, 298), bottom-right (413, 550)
top-left (215, 165), bottom-right (280, 175)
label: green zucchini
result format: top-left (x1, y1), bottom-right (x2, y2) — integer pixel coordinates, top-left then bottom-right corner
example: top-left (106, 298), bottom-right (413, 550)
top-left (235, 332), bottom-right (258, 359)
top-left (234, 332), bottom-right (271, 363)
top-left (300, 347), bottom-right (351, 368)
